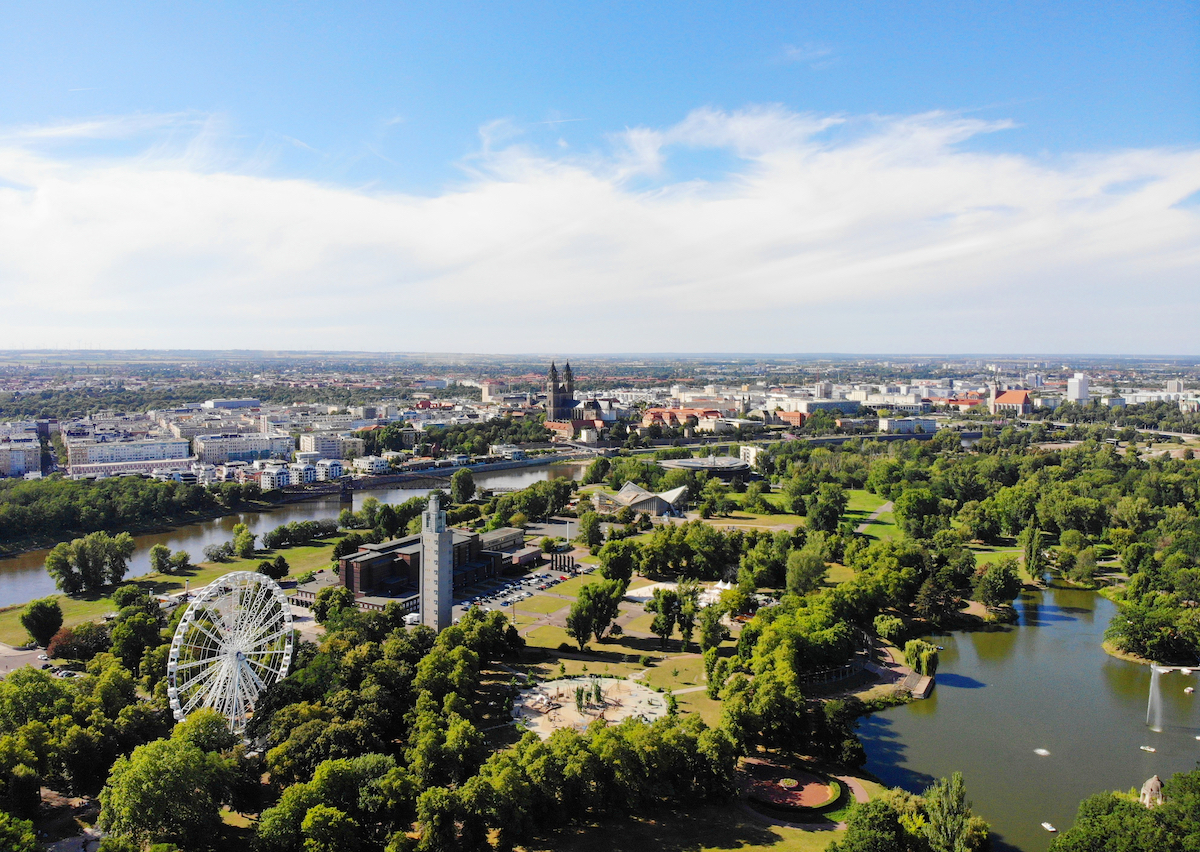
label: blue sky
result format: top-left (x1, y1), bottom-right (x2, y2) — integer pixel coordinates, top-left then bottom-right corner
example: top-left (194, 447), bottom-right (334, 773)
top-left (1, 2), bottom-right (1198, 353)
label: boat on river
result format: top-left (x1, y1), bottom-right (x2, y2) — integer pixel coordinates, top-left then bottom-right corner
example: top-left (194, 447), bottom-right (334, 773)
top-left (1041, 822), bottom-right (1057, 832)
top-left (1140, 745), bottom-right (1156, 753)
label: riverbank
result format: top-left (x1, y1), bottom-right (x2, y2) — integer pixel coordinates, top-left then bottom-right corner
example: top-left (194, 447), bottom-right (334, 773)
top-left (0, 498), bottom-right (284, 560)
top-left (0, 538), bottom-right (346, 646)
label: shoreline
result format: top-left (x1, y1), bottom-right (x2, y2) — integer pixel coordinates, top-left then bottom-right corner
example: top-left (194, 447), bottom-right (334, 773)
top-left (0, 454), bottom-right (585, 562)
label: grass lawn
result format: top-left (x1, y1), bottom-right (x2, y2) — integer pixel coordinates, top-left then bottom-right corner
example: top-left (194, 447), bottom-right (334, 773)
top-left (519, 802), bottom-right (844, 852)
top-left (511, 595), bottom-right (570, 616)
top-left (858, 512), bottom-right (899, 542)
top-left (844, 489), bottom-right (886, 517)
top-left (0, 539), bottom-right (343, 646)
top-left (825, 562), bottom-right (855, 586)
top-left (674, 689), bottom-right (724, 727)
top-left (643, 654), bottom-right (707, 690)
top-left (553, 575), bottom-right (654, 599)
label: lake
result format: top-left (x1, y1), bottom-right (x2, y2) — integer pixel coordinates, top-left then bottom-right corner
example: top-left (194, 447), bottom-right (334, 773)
top-left (859, 585), bottom-right (1200, 852)
top-left (0, 463), bottom-right (583, 609)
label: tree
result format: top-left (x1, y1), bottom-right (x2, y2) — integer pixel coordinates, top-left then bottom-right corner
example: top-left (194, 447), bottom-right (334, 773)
top-left (786, 546), bottom-right (828, 596)
top-left (597, 539), bottom-right (638, 584)
top-left (48, 621), bottom-right (111, 661)
top-left (20, 597), bottom-right (63, 647)
top-left (0, 812), bottom-right (37, 852)
top-left (232, 523), bottom-right (256, 559)
top-left (578, 512), bottom-right (602, 548)
top-left (168, 550), bottom-right (192, 573)
top-left (697, 604), bottom-right (729, 653)
top-left (111, 612), bottom-right (162, 673)
top-left (450, 469), bottom-right (475, 505)
top-left (826, 798), bottom-right (906, 852)
top-left (149, 544), bottom-right (172, 575)
top-left (645, 588), bottom-right (679, 649)
top-left (904, 639), bottom-right (939, 676)
top-left (923, 771), bottom-right (987, 852)
top-left (312, 586), bottom-right (356, 624)
top-left (565, 597), bottom-right (596, 652)
top-left (45, 542), bottom-right (82, 595)
top-left (894, 488), bottom-right (949, 540)
top-left (973, 557), bottom-right (1021, 608)
top-left (99, 738), bottom-right (226, 850)
top-left (259, 555), bottom-right (289, 581)
top-left (302, 804), bottom-right (360, 852)
top-left (172, 708), bottom-right (238, 753)
top-left (806, 483), bottom-right (849, 533)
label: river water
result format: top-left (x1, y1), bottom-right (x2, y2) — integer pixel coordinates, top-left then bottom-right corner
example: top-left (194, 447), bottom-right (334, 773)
top-left (0, 464), bottom-right (583, 609)
top-left (859, 584), bottom-right (1200, 852)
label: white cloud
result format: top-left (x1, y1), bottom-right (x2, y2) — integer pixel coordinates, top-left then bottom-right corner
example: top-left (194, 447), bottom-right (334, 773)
top-left (0, 106), bottom-right (1197, 353)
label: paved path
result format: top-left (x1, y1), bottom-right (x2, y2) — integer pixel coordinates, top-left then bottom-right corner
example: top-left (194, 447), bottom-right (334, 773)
top-left (855, 501), bottom-right (893, 534)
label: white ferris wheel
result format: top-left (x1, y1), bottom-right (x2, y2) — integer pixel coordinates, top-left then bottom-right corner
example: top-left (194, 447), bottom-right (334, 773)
top-left (167, 571), bottom-right (294, 732)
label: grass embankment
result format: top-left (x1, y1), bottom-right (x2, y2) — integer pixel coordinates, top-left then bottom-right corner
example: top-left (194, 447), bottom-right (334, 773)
top-left (0, 539), bottom-right (344, 646)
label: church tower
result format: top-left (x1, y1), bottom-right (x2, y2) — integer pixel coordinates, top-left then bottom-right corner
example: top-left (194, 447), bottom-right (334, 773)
top-left (420, 493), bottom-right (454, 631)
top-left (546, 361), bottom-right (562, 421)
top-left (563, 361), bottom-right (575, 399)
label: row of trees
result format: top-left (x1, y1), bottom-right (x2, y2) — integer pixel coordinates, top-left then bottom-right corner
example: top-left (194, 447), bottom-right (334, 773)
top-left (0, 476), bottom-right (217, 550)
top-left (45, 531), bottom-right (135, 594)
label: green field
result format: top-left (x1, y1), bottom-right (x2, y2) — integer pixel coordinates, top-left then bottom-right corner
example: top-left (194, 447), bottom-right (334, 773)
top-left (0, 539), bottom-right (344, 646)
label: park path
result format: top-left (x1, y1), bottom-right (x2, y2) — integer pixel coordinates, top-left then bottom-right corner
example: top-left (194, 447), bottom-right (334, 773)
top-left (855, 501), bottom-right (893, 534)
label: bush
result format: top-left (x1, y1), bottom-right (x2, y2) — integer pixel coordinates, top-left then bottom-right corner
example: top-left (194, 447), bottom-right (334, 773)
top-left (873, 614), bottom-right (906, 644)
top-left (638, 654), bottom-right (654, 667)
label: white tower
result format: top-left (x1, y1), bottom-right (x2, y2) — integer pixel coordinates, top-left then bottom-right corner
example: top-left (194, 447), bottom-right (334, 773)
top-left (420, 493), bottom-right (454, 631)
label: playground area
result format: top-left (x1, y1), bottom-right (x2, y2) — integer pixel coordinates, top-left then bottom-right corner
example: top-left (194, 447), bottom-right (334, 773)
top-left (514, 675), bottom-right (670, 738)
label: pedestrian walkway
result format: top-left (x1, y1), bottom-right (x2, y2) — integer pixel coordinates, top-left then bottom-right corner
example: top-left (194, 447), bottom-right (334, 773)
top-left (855, 501), bottom-right (893, 534)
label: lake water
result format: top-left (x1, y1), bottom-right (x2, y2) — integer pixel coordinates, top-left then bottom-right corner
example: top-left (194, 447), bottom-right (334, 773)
top-left (0, 463), bottom-right (583, 609)
top-left (859, 584), bottom-right (1200, 852)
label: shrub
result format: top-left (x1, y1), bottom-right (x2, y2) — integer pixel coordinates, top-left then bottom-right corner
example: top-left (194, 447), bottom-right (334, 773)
top-left (638, 654), bottom-right (654, 667)
top-left (873, 614), bottom-right (906, 644)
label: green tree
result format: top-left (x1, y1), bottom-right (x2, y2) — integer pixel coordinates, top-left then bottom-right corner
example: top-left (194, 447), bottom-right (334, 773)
top-left (301, 804), bottom-right (361, 852)
top-left (564, 597), bottom-right (596, 652)
top-left (973, 557), bottom-right (1022, 608)
top-left (923, 771), bottom-right (988, 852)
top-left (232, 523), bottom-right (256, 559)
top-left (45, 542), bottom-right (82, 595)
top-left (645, 588), bottom-right (680, 649)
top-left (0, 812), bottom-right (38, 852)
top-left (172, 708), bottom-right (237, 753)
top-left (449, 469), bottom-right (475, 505)
top-left (99, 738), bottom-right (226, 850)
top-left (597, 539), bottom-right (639, 584)
top-left (786, 545), bottom-right (828, 596)
top-left (168, 550), bottom-right (192, 573)
top-left (111, 612), bottom-right (162, 673)
top-left (149, 543), bottom-right (172, 575)
top-left (697, 604), bottom-right (729, 653)
top-left (312, 586), bottom-right (357, 624)
top-left (894, 488), bottom-right (949, 540)
top-left (20, 597), bottom-right (63, 647)
top-left (578, 512), bottom-right (602, 548)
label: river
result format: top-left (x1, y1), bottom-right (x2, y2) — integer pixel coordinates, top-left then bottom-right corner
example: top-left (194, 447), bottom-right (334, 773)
top-left (0, 464), bottom-right (583, 609)
top-left (859, 584), bottom-right (1200, 852)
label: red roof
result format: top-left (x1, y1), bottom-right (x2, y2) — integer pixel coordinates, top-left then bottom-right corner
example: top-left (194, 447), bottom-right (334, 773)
top-left (994, 390), bottom-right (1031, 405)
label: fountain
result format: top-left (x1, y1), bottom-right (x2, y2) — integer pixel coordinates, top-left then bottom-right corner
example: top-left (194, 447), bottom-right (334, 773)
top-left (1146, 664), bottom-right (1163, 732)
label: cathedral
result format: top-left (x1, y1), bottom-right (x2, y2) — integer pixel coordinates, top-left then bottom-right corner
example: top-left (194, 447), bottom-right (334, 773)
top-left (544, 361), bottom-right (578, 421)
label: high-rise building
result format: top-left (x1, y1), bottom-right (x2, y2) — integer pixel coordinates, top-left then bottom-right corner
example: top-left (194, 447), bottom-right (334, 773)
top-left (1066, 373), bottom-right (1090, 404)
top-left (420, 493), bottom-right (454, 631)
top-left (1166, 379), bottom-right (1186, 394)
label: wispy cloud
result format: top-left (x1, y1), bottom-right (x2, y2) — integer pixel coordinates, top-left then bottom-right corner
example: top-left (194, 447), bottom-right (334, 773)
top-left (0, 106), bottom-right (1197, 353)
top-left (783, 42), bottom-right (836, 70)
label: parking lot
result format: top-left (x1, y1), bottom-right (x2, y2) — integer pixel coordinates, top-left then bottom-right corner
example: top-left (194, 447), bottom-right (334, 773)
top-left (451, 563), bottom-right (594, 621)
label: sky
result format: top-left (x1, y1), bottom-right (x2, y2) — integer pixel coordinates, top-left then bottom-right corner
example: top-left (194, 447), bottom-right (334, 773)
top-left (0, 1), bottom-right (1197, 355)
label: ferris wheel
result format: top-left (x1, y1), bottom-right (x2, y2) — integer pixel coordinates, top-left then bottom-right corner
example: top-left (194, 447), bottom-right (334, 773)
top-left (167, 571), bottom-right (294, 732)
